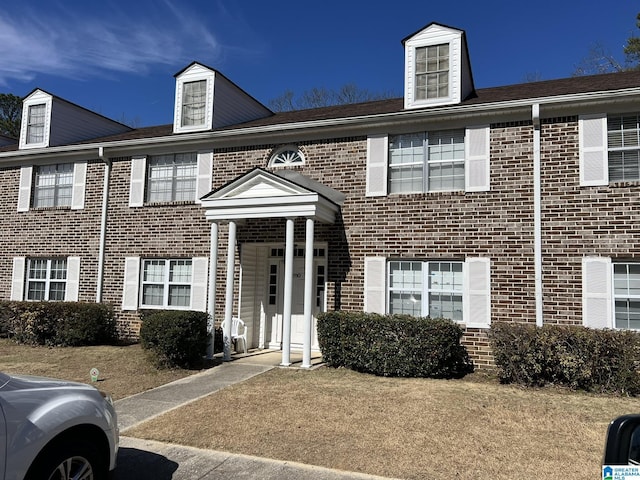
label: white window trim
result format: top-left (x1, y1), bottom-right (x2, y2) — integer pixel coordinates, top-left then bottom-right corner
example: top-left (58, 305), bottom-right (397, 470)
top-left (19, 94), bottom-right (52, 150)
top-left (173, 74), bottom-right (214, 134)
top-left (12, 256), bottom-right (80, 302)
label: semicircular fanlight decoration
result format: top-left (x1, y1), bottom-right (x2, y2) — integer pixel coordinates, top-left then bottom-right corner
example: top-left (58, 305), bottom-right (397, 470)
top-left (269, 146), bottom-right (305, 167)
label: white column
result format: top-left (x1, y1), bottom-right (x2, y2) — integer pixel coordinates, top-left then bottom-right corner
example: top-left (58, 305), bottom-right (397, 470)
top-left (223, 221), bottom-right (237, 361)
top-left (281, 217), bottom-right (295, 366)
top-left (302, 217), bottom-right (315, 368)
top-left (206, 222), bottom-right (219, 359)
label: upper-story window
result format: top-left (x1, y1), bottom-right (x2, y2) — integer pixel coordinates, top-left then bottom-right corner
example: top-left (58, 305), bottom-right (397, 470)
top-left (147, 153), bottom-right (197, 203)
top-left (181, 80), bottom-right (207, 127)
top-left (415, 44), bottom-right (449, 100)
top-left (33, 163), bottom-right (73, 208)
top-left (389, 129), bottom-right (465, 193)
top-left (269, 146), bottom-right (305, 167)
top-left (608, 114), bottom-right (640, 182)
top-left (26, 104), bottom-right (46, 144)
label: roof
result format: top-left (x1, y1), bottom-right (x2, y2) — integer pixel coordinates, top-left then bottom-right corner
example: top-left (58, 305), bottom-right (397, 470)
top-left (2, 70), bottom-right (640, 153)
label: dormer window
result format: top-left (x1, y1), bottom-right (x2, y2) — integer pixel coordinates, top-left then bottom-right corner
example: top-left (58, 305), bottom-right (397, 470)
top-left (181, 80), bottom-right (207, 127)
top-left (26, 104), bottom-right (46, 144)
top-left (415, 44), bottom-right (449, 100)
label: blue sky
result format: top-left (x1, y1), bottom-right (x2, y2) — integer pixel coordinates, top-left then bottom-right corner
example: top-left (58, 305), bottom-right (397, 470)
top-left (1, 0), bottom-right (638, 127)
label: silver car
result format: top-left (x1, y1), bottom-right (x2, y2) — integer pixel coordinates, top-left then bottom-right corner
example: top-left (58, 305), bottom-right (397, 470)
top-left (0, 372), bottom-right (118, 480)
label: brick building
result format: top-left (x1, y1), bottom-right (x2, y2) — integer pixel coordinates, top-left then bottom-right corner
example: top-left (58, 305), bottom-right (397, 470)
top-left (1, 23), bottom-right (640, 367)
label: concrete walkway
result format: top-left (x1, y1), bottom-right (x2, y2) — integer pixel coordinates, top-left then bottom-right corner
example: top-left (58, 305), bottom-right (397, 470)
top-left (113, 351), bottom-right (397, 480)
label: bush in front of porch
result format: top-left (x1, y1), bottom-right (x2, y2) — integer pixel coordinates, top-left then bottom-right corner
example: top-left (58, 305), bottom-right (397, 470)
top-left (317, 311), bottom-right (473, 378)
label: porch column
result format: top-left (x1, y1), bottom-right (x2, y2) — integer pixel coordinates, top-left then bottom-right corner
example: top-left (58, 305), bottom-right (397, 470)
top-left (206, 222), bottom-right (219, 359)
top-left (223, 220), bottom-right (237, 361)
top-left (302, 217), bottom-right (315, 368)
top-left (281, 217), bottom-right (295, 366)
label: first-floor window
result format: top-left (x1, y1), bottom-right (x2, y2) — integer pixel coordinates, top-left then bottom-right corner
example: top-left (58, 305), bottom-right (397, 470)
top-left (27, 258), bottom-right (67, 301)
top-left (141, 259), bottom-right (192, 308)
top-left (388, 260), bottom-right (463, 321)
top-left (613, 263), bottom-right (640, 329)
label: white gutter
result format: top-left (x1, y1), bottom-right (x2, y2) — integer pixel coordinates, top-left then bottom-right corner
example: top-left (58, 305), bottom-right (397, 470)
top-left (96, 146), bottom-right (110, 303)
top-left (532, 104), bottom-right (543, 327)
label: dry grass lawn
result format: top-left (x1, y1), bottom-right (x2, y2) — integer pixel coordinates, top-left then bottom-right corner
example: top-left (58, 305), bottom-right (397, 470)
top-left (1, 339), bottom-right (638, 479)
top-left (0, 339), bottom-right (208, 399)
top-left (126, 367), bottom-right (639, 480)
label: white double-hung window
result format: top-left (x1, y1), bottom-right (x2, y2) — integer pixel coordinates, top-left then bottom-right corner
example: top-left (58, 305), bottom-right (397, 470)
top-left (26, 258), bottom-right (68, 301)
top-left (147, 153), bottom-right (197, 203)
top-left (608, 114), bottom-right (640, 182)
top-left (33, 163), bottom-right (74, 208)
top-left (141, 259), bottom-right (193, 308)
top-left (181, 80), bottom-right (207, 127)
top-left (388, 260), bottom-right (463, 321)
top-left (26, 104), bottom-right (46, 145)
top-left (613, 263), bottom-right (640, 330)
top-left (415, 43), bottom-right (449, 101)
top-left (389, 130), bottom-right (465, 193)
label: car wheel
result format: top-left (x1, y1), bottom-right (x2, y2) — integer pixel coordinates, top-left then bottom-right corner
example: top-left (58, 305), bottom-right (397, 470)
top-left (25, 439), bottom-right (107, 480)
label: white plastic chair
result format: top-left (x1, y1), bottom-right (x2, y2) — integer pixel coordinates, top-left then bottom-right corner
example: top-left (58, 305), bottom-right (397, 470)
top-left (221, 317), bottom-right (247, 354)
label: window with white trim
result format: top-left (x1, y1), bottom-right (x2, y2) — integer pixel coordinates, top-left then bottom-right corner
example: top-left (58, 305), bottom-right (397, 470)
top-left (26, 104), bottom-right (46, 144)
top-left (269, 147), bottom-right (305, 167)
top-left (141, 259), bottom-right (193, 308)
top-left (146, 153), bottom-right (197, 203)
top-left (33, 163), bottom-right (73, 208)
top-left (26, 258), bottom-right (67, 301)
top-left (181, 80), bottom-right (207, 127)
top-left (415, 44), bottom-right (449, 100)
top-left (613, 262), bottom-right (640, 330)
top-left (389, 130), bottom-right (465, 193)
top-left (388, 260), bottom-right (463, 321)
top-left (608, 114), bottom-right (640, 182)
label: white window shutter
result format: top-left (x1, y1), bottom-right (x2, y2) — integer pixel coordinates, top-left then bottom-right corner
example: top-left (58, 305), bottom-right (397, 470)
top-left (129, 156), bottom-right (146, 207)
top-left (190, 257), bottom-right (209, 311)
top-left (366, 134), bottom-right (388, 197)
top-left (582, 256), bottom-right (612, 329)
top-left (579, 114), bottom-right (608, 186)
top-left (196, 150), bottom-right (213, 203)
top-left (465, 125), bottom-right (490, 192)
top-left (122, 257), bottom-right (141, 310)
top-left (17, 166), bottom-right (32, 212)
top-left (71, 161), bottom-right (87, 210)
top-left (65, 257), bottom-right (81, 301)
top-left (364, 257), bottom-right (386, 313)
top-left (464, 257), bottom-right (491, 328)
top-left (11, 257), bottom-right (26, 301)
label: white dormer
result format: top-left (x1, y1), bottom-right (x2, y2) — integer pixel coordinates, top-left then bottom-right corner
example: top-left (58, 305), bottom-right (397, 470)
top-left (402, 23), bottom-right (475, 110)
top-left (173, 62), bottom-right (272, 134)
top-left (19, 88), bottom-right (131, 150)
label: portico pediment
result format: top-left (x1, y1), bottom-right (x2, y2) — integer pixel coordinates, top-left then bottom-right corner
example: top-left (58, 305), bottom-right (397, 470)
top-left (200, 168), bottom-right (343, 223)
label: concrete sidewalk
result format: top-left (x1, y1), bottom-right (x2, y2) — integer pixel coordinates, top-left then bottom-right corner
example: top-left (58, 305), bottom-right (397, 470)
top-left (113, 351), bottom-right (396, 480)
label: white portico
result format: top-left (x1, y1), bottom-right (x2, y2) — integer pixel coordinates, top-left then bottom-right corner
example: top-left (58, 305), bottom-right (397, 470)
top-left (201, 168), bottom-right (344, 368)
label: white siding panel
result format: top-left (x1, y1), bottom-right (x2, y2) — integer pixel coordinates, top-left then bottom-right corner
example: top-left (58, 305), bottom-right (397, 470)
top-left (579, 114), bottom-right (608, 186)
top-left (122, 257), bottom-right (140, 310)
top-left (239, 244), bottom-right (260, 349)
top-left (464, 257), bottom-right (491, 328)
top-left (65, 257), bottom-right (81, 301)
top-left (465, 125), bottom-right (490, 192)
top-left (71, 161), bottom-right (87, 210)
top-left (191, 257), bottom-right (209, 312)
top-left (11, 257), bottom-right (25, 301)
top-left (582, 257), bottom-right (612, 329)
top-left (364, 257), bottom-right (386, 314)
top-left (129, 156), bottom-right (146, 207)
top-left (17, 166), bottom-right (32, 212)
top-left (366, 134), bottom-right (388, 197)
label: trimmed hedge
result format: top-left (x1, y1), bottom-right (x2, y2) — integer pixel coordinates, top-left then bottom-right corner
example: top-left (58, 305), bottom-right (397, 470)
top-left (140, 310), bottom-right (209, 368)
top-left (317, 311), bottom-right (473, 378)
top-left (490, 322), bottom-right (640, 395)
top-left (0, 301), bottom-right (117, 346)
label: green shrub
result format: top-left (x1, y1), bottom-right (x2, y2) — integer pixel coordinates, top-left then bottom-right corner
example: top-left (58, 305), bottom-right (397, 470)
top-left (317, 311), bottom-right (473, 378)
top-left (0, 301), bottom-right (117, 346)
top-left (140, 310), bottom-right (209, 368)
top-left (489, 322), bottom-right (640, 395)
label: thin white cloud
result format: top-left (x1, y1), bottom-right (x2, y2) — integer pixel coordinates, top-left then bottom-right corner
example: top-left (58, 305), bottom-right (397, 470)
top-left (0, 1), bottom-right (226, 85)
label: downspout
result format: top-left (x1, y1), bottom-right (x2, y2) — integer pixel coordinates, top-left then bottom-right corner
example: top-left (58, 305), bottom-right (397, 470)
top-left (532, 104), bottom-right (543, 327)
top-left (96, 146), bottom-right (110, 303)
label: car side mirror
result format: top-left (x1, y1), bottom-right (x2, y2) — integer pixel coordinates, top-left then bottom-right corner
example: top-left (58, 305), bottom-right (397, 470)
top-left (603, 414), bottom-right (640, 468)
